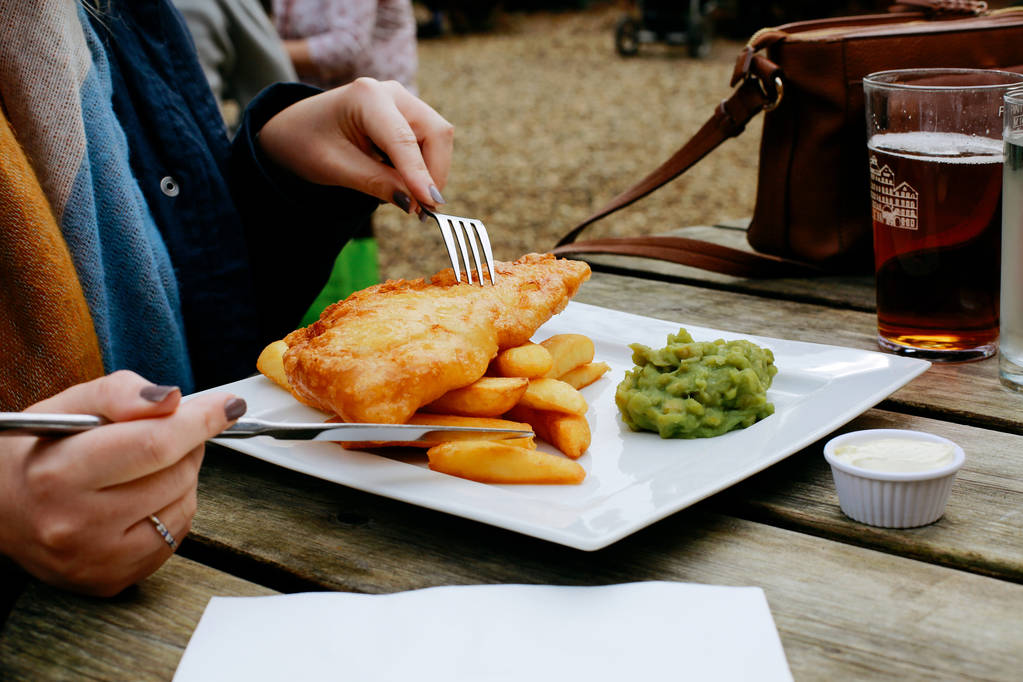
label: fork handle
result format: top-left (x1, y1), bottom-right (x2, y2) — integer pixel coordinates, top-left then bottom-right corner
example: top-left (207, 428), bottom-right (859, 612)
top-left (0, 414), bottom-right (305, 440)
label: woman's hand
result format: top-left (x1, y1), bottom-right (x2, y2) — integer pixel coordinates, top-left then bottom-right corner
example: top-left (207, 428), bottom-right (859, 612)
top-left (0, 371), bottom-right (245, 596)
top-left (258, 77), bottom-right (454, 215)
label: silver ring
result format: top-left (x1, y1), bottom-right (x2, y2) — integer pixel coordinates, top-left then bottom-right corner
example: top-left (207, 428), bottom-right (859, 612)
top-left (148, 514), bottom-right (178, 551)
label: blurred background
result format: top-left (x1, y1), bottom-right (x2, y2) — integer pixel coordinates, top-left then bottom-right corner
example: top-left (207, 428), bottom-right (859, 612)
top-left (366, 0), bottom-right (1021, 279)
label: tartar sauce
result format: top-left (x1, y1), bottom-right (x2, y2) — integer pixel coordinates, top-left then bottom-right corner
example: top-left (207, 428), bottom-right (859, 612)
top-left (832, 438), bottom-right (954, 473)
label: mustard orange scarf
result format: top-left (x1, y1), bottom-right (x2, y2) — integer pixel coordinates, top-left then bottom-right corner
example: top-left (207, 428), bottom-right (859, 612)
top-left (0, 108), bottom-right (104, 410)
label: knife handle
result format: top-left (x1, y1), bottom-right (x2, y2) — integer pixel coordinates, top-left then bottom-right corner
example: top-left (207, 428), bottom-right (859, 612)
top-left (215, 418), bottom-right (341, 440)
top-left (216, 418), bottom-right (268, 437)
top-left (0, 413), bottom-right (107, 435)
top-left (215, 418), bottom-right (316, 438)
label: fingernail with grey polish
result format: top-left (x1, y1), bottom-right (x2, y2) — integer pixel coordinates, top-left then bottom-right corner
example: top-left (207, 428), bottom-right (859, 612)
top-left (224, 397), bottom-right (247, 421)
top-left (419, 210), bottom-right (431, 223)
top-left (140, 384), bottom-right (178, 403)
top-left (429, 185), bottom-right (446, 204)
top-left (392, 190), bottom-right (412, 213)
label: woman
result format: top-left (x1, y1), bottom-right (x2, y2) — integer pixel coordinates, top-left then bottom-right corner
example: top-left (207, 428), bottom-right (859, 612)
top-left (0, 0), bottom-right (453, 598)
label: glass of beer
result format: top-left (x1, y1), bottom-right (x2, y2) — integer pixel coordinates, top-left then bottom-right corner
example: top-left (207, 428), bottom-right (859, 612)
top-left (864, 69), bottom-right (1023, 362)
top-left (999, 87), bottom-right (1023, 390)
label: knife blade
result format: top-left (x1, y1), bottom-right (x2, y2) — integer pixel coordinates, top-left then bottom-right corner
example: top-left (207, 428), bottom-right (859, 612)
top-left (0, 413), bottom-right (533, 443)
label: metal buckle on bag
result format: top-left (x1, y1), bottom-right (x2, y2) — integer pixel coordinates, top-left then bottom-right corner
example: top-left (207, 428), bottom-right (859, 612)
top-left (756, 75), bottom-right (785, 112)
top-left (731, 47), bottom-right (785, 114)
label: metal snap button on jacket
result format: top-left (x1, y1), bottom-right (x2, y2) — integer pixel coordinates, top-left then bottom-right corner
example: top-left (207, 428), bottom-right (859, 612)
top-left (160, 175), bottom-right (180, 197)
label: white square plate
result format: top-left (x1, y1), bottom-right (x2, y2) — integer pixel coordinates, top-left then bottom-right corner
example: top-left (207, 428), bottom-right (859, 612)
top-left (197, 301), bottom-right (928, 551)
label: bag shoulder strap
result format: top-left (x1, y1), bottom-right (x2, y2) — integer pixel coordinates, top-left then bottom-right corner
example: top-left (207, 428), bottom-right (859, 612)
top-left (552, 235), bottom-right (826, 278)
top-left (554, 71), bottom-right (771, 250)
top-left (552, 56), bottom-right (824, 278)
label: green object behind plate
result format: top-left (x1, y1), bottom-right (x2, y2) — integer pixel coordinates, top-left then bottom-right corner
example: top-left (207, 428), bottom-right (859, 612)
top-left (301, 237), bottom-right (379, 326)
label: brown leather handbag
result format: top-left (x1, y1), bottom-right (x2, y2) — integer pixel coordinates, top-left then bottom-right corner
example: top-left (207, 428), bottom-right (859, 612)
top-left (553, 0), bottom-right (1023, 277)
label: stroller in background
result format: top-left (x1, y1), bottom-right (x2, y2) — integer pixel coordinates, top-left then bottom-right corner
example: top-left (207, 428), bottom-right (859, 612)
top-left (615, 0), bottom-right (716, 58)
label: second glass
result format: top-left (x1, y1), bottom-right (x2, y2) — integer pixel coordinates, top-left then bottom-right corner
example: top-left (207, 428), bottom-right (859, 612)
top-left (999, 88), bottom-right (1023, 390)
top-left (863, 68), bottom-right (1023, 362)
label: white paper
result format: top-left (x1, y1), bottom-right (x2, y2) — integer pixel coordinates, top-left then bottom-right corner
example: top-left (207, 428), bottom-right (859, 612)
top-left (173, 582), bottom-right (792, 682)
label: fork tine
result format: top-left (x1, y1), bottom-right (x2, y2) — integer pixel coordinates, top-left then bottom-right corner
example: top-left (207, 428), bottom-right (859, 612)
top-left (435, 215), bottom-right (462, 283)
top-left (425, 210), bottom-right (497, 286)
top-left (452, 220), bottom-right (475, 285)
top-left (473, 220), bottom-right (498, 285)
top-left (465, 221), bottom-right (485, 285)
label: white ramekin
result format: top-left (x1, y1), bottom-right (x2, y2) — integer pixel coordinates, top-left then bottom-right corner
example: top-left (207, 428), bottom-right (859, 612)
top-left (822, 429), bottom-right (965, 528)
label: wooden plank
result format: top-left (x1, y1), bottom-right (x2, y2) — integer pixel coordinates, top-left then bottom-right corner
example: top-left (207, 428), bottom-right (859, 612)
top-left (0, 556), bottom-right (275, 681)
top-left (177, 449), bottom-right (1023, 680)
top-left (187, 385), bottom-right (1023, 591)
top-left (6, 492), bottom-right (1022, 680)
top-left (569, 224), bottom-right (877, 310)
top-left (7, 425), bottom-right (1014, 679)
top-left (713, 408), bottom-right (1023, 582)
top-left (575, 271), bottom-right (1023, 433)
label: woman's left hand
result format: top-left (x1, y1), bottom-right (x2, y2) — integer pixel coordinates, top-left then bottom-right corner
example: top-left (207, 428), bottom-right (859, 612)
top-left (258, 77), bottom-right (454, 215)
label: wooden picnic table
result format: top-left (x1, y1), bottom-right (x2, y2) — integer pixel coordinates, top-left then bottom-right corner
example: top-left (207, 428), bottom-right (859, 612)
top-left (3, 224), bottom-right (1023, 680)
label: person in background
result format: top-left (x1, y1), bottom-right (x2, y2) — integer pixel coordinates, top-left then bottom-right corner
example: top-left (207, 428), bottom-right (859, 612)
top-left (0, 0), bottom-right (452, 601)
top-left (172, 0), bottom-right (298, 129)
top-left (272, 0), bottom-right (420, 321)
top-left (273, 0), bottom-right (417, 94)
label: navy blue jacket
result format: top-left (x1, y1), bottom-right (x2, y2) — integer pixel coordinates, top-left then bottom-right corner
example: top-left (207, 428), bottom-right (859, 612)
top-left (89, 0), bottom-right (376, 390)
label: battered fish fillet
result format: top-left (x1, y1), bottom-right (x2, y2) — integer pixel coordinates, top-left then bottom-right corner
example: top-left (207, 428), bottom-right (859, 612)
top-left (282, 253), bottom-right (591, 424)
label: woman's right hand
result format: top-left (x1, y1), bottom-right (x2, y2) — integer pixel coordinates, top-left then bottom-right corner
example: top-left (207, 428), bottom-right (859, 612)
top-left (0, 371), bottom-right (245, 596)
top-left (258, 77), bottom-right (454, 216)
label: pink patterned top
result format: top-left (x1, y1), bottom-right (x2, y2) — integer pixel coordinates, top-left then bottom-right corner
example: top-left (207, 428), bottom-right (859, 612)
top-left (272, 0), bottom-right (417, 91)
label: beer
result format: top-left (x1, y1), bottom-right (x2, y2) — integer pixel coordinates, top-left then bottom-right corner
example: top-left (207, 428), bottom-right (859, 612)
top-left (868, 131), bottom-right (1004, 360)
top-left (999, 135), bottom-right (1023, 388)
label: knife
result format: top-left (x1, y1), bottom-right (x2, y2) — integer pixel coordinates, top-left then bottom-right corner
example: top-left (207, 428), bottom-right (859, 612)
top-left (0, 413), bottom-right (533, 443)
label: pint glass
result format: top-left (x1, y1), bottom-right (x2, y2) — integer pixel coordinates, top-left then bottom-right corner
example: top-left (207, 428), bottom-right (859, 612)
top-left (999, 88), bottom-right (1023, 390)
top-left (864, 69), bottom-right (1023, 362)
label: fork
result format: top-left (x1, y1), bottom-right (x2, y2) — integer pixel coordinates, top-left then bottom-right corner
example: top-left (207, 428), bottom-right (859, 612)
top-left (421, 208), bottom-right (498, 285)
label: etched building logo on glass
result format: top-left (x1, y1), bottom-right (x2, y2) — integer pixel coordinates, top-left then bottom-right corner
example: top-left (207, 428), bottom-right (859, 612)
top-left (870, 155), bottom-right (919, 230)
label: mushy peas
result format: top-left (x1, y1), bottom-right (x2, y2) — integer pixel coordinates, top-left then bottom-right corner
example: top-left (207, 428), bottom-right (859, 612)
top-left (615, 329), bottom-right (778, 439)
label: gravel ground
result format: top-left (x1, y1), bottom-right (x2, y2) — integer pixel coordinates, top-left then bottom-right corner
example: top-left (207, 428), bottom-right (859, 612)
top-left (375, 1), bottom-right (761, 280)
